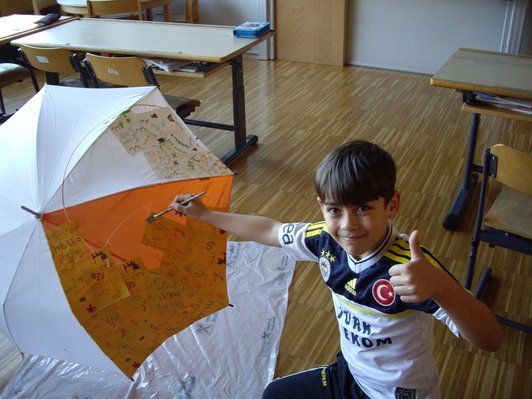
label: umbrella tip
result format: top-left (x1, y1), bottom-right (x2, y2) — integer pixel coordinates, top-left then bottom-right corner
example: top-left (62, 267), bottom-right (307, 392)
top-left (20, 205), bottom-right (43, 220)
top-left (145, 215), bottom-right (157, 223)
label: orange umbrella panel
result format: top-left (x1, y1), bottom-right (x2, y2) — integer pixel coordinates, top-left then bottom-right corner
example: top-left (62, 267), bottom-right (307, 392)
top-left (41, 175), bottom-right (232, 377)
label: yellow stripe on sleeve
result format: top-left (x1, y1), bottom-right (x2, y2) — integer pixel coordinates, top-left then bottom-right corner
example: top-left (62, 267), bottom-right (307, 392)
top-left (305, 222), bottom-right (326, 238)
top-left (386, 239), bottom-right (443, 270)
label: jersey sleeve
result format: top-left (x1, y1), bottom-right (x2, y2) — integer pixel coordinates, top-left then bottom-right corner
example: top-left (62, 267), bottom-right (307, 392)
top-left (433, 308), bottom-right (460, 337)
top-left (277, 222), bottom-right (319, 262)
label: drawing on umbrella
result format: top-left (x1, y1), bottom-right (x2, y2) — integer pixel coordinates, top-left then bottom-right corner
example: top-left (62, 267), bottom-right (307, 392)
top-left (0, 85), bottom-right (233, 378)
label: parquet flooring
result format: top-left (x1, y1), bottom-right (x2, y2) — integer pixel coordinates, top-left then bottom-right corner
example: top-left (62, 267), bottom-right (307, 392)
top-left (1, 55), bottom-right (530, 397)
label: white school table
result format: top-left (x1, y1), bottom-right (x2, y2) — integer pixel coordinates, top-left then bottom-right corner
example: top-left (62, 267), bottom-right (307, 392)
top-left (430, 48), bottom-right (532, 231)
top-left (0, 14), bottom-right (76, 46)
top-left (12, 18), bottom-right (274, 164)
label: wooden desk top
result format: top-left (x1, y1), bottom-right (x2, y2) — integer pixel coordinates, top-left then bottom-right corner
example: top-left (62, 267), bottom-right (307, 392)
top-left (0, 14), bottom-right (76, 46)
top-left (430, 48), bottom-right (532, 100)
top-left (12, 18), bottom-right (274, 63)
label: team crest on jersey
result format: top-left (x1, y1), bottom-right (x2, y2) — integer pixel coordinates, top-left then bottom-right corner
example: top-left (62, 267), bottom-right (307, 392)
top-left (318, 256), bottom-right (331, 281)
top-left (372, 279), bottom-right (395, 306)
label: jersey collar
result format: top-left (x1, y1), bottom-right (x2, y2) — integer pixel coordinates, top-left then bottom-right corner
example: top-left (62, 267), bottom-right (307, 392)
top-left (346, 221), bottom-right (398, 273)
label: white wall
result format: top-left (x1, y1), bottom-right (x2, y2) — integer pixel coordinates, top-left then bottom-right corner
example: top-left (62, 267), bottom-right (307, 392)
top-left (161, 0), bottom-right (261, 25)
top-left (197, 0), bottom-right (260, 25)
top-left (348, 0), bottom-right (508, 74)
top-left (161, 0), bottom-right (265, 55)
top-left (162, 0), bottom-right (518, 74)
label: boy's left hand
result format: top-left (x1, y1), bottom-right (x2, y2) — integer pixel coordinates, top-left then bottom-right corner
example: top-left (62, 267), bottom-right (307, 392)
top-left (389, 230), bottom-right (445, 303)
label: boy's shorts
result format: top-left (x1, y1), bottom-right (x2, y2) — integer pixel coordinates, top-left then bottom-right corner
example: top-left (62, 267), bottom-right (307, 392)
top-left (262, 352), bottom-right (369, 399)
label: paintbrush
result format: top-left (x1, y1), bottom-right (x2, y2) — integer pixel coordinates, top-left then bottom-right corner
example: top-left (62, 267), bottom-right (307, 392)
top-left (146, 191), bottom-right (206, 223)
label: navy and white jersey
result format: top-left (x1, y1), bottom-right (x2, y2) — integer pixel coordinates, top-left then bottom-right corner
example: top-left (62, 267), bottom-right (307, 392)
top-left (278, 221), bottom-right (459, 399)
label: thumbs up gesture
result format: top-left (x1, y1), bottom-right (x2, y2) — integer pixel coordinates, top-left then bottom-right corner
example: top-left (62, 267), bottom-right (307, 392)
top-left (389, 230), bottom-right (444, 303)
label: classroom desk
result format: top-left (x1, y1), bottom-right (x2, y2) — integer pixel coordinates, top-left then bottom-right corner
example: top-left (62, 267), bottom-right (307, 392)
top-left (0, 14), bottom-right (76, 46)
top-left (0, 15), bottom-right (76, 122)
top-left (430, 48), bottom-right (532, 231)
top-left (12, 18), bottom-right (274, 164)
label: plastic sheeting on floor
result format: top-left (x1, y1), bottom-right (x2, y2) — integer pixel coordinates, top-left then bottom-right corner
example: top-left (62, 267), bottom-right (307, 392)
top-left (1, 241), bottom-right (296, 399)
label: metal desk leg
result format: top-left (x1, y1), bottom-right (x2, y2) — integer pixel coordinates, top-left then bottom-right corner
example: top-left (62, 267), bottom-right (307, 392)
top-left (185, 55), bottom-right (258, 165)
top-left (443, 112), bottom-right (482, 230)
top-left (222, 55), bottom-right (258, 164)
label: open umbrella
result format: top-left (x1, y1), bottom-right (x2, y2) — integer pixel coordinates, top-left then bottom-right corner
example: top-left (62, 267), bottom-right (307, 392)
top-left (0, 85), bottom-right (233, 378)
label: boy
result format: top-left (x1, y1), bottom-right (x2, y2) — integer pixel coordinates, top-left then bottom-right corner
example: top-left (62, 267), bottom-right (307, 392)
top-left (171, 141), bottom-right (503, 398)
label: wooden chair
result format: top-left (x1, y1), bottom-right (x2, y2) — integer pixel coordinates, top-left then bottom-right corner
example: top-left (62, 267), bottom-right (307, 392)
top-left (17, 44), bottom-right (90, 88)
top-left (58, 0), bottom-right (175, 21)
top-left (0, 62), bottom-right (39, 123)
top-left (83, 53), bottom-right (200, 119)
top-left (136, 0), bottom-right (172, 22)
top-left (88, 0), bottom-right (143, 19)
top-left (467, 144), bottom-right (532, 333)
top-left (32, 0), bottom-right (60, 14)
top-left (56, 0), bottom-right (89, 17)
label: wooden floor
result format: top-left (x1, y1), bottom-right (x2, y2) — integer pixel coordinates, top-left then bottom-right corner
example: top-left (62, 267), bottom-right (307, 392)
top-left (1, 56), bottom-right (530, 398)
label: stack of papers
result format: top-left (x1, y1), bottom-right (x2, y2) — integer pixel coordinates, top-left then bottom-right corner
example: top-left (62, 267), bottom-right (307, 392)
top-left (143, 58), bottom-right (191, 72)
top-left (474, 92), bottom-right (532, 115)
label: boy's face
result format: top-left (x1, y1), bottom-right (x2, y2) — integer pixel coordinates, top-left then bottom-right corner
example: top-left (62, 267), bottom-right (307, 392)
top-left (317, 193), bottom-right (400, 260)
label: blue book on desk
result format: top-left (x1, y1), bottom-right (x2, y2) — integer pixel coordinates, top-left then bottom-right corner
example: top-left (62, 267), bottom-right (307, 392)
top-left (233, 22), bottom-right (270, 38)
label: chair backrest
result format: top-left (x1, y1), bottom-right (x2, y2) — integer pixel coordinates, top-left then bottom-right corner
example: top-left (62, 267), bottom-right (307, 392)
top-left (32, 0), bottom-right (59, 14)
top-left (18, 44), bottom-right (78, 74)
top-left (84, 53), bottom-right (200, 120)
top-left (84, 53), bottom-right (154, 87)
top-left (490, 144), bottom-right (532, 195)
top-left (18, 44), bottom-right (88, 87)
top-left (88, 0), bottom-right (143, 19)
top-left (57, 0), bottom-right (89, 17)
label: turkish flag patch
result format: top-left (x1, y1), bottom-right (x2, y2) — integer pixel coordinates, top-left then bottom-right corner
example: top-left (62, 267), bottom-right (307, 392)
top-left (372, 279), bottom-right (396, 306)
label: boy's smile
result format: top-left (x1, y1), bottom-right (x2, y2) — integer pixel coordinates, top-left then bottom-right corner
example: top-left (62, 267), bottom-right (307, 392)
top-left (317, 193), bottom-right (400, 260)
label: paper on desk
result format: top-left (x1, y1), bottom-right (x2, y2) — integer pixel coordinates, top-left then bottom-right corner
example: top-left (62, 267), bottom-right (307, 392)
top-left (143, 58), bottom-right (191, 72)
top-left (474, 92), bottom-right (532, 115)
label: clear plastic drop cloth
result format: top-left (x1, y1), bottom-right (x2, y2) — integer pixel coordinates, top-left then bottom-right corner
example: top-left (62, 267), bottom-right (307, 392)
top-left (1, 241), bottom-right (296, 399)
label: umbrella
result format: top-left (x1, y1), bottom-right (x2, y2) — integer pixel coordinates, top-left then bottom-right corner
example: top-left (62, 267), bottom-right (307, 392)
top-left (0, 85), bottom-right (233, 378)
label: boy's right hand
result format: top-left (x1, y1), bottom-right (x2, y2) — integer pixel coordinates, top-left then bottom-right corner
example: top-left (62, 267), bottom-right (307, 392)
top-left (170, 194), bottom-right (208, 220)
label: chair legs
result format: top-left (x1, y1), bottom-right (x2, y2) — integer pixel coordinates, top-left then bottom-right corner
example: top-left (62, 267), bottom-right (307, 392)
top-left (474, 267), bottom-right (492, 298)
top-left (472, 265), bottom-right (532, 333)
top-left (465, 240), bottom-right (480, 291)
top-left (0, 88), bottom-right (6, 115)
top-left (0, 62), bottom-right (39, 123)
top-left (466, 147), bottom-right (532, 334)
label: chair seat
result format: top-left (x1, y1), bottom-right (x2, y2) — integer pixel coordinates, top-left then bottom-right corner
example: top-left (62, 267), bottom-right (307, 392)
top-left (57, 0), bottom-right (165, 4)
top-left (164, 95), bottom-right (200, 109)
top-left (0, 64), bottom-right (29, 88)
top-left (164, 94), bottom-right (201, 119)
top-left (57, 0), bottom-right (86, 6)
top-left (61, 78), bottom-right (89, 88)
top-left (484, 185), bottom-right (532, 240)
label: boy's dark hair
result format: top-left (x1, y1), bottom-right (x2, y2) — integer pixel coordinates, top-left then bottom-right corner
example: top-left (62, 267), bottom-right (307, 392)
top-left (314, 140), bottom-right (396, 205)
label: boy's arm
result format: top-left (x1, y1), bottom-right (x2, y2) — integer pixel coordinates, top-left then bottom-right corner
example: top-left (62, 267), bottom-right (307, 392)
top-left (389, 231), bottom-right (504, 352)
top-left (171, 194), bottom-right (282, 247)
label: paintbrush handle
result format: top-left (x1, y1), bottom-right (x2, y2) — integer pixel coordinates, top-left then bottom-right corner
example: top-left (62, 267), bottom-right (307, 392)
top-left (176, 191), bottom-right (206, 206)
top-left (151, 207), bottom-right (174, 219)
top-left (149, 191), bottom-right (206, 222)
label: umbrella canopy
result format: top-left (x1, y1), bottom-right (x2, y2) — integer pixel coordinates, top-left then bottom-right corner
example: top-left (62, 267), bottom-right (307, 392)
top-left (0, 85), bottom-right (233, 378)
